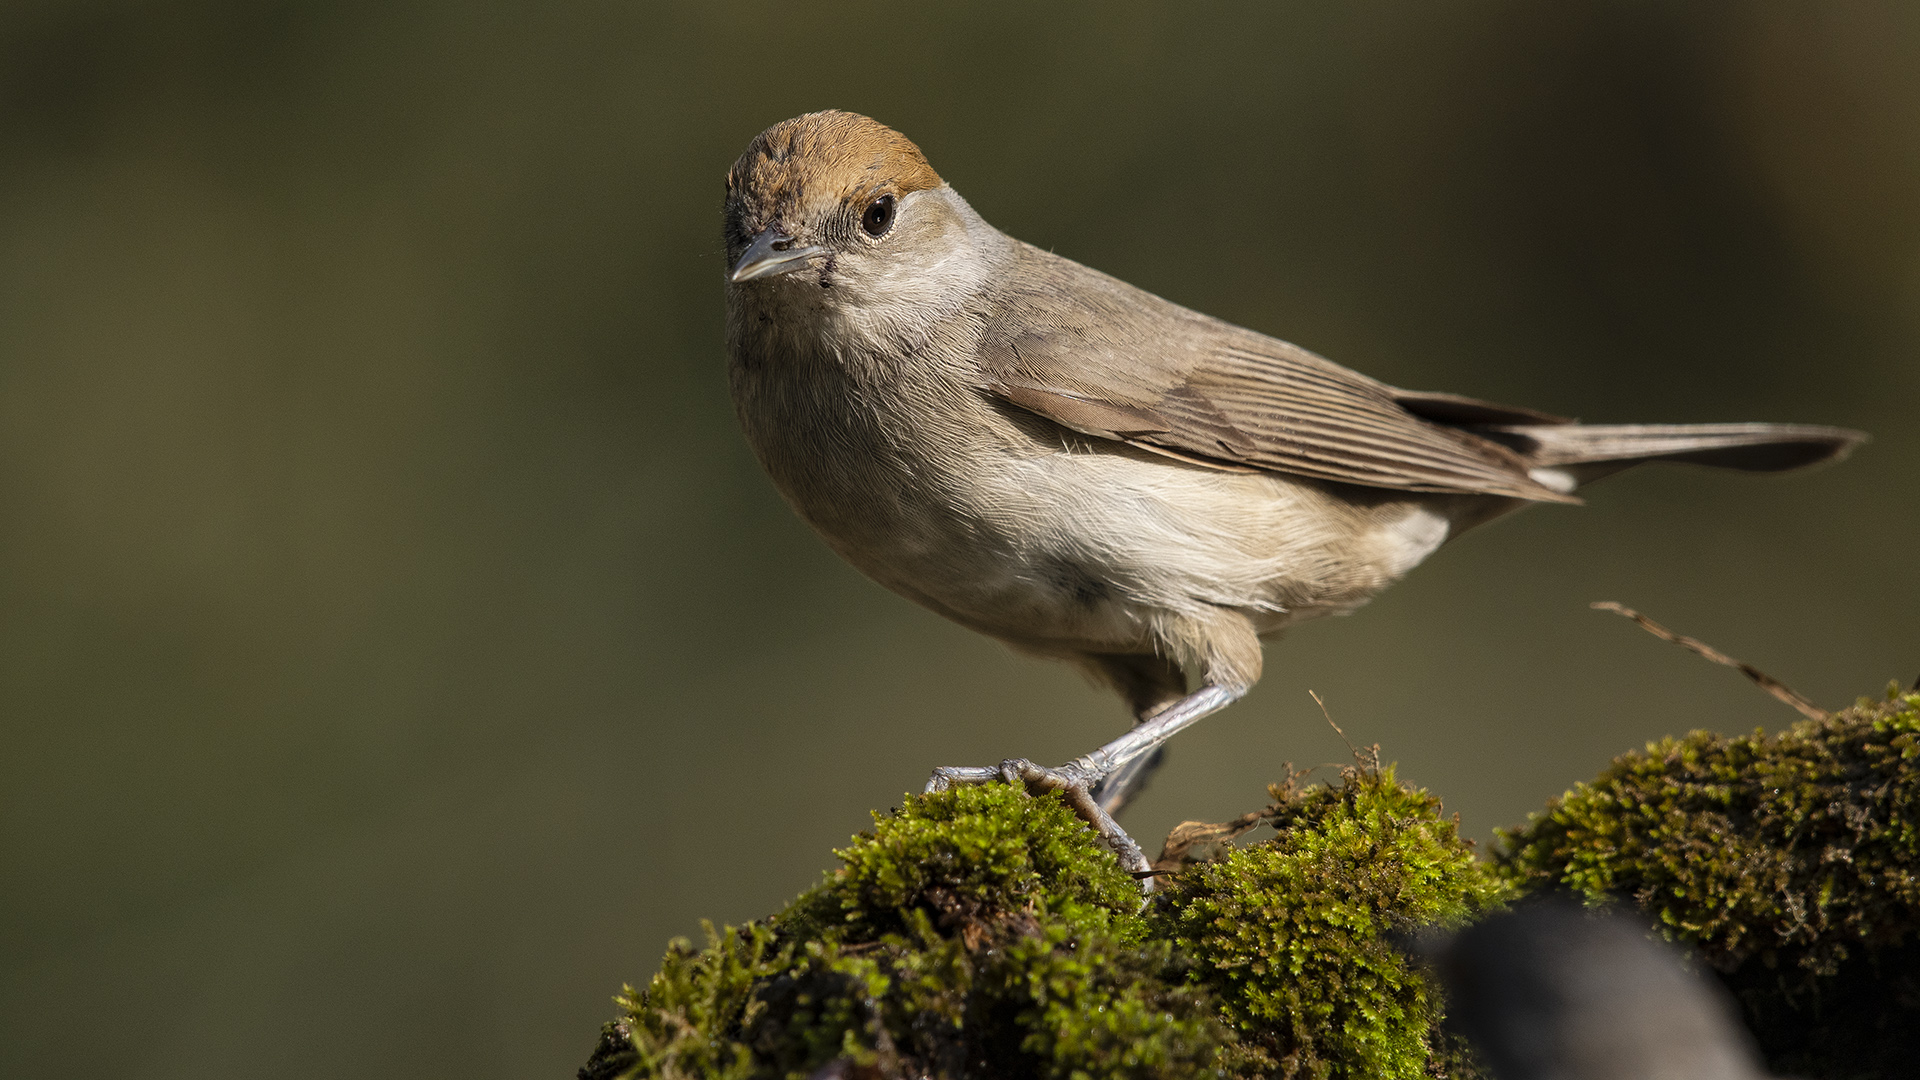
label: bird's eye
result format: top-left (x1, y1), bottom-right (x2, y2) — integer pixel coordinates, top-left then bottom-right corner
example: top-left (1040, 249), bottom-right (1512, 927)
top-left (861, 194), bottom-right (895, 238)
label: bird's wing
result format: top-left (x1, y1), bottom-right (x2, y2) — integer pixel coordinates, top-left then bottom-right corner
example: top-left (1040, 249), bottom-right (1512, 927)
top-left (977, 253), bottom-right (1578, 502)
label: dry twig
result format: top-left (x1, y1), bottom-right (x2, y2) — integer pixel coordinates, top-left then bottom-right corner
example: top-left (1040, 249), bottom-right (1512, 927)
top-left (1591, 601), bottom-right (1829, 721)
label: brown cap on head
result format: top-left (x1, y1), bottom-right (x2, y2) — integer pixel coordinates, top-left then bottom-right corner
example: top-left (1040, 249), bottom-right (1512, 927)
top-left (726, 111), bottom-right (944, 232)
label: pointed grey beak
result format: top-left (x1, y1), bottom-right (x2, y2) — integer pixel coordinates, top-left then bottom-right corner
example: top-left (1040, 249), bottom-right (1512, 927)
top-left (729, 227), bottom-right (825, 283)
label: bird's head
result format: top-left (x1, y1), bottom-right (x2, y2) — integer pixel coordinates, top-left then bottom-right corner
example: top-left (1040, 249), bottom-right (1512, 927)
top-left (724, 111), bottom-right (993, 337)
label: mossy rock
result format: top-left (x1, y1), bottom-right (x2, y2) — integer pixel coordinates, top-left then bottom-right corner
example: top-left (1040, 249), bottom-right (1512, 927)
top-left (584, 687), bottom-right (1920, 1079)
top-left (1495, 687), bottom-right (1920, 1079)
top-left (583, 767), bottom-right (1501, 1080)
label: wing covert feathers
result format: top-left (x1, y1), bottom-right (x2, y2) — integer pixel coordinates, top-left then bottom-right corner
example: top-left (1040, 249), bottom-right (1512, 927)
top-left (977, 249), bottom-right (1576, 502)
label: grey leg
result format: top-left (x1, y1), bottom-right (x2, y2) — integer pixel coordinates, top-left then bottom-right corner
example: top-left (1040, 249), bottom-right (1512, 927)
top-left (1089, 747), bottom-right (1163, 817)
top-left (1082, 653), bottom-right (1188, 818)
top-left (926, 683), bottom-right (1244, 886)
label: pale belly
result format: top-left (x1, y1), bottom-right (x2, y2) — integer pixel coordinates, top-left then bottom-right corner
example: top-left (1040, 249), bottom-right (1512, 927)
top-left (790, 437), bottom-right (1452, 658)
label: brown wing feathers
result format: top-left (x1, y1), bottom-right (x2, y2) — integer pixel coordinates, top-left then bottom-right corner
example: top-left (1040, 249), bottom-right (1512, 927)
top-left (992, 381), bottom-right (1171, 440)
top-left (978, 266), bottom-right (1576, 502)
top-left (974, 246), bottom-right (1863, 500)
top-left (1164, 347), bottom-right (1570, 499)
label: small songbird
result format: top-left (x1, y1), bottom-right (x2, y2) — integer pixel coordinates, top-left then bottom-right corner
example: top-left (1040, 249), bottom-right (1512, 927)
top-left (722, 110), bottom-right (1863, 876)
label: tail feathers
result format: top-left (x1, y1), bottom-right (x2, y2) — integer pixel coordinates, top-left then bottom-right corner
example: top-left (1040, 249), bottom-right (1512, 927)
top-left (1481, 422), bottom-right (1867, 490)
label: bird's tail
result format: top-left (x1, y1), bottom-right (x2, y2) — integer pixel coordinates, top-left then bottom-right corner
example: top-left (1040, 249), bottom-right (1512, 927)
top-left (1480, 422), bottom-right (1866, 492)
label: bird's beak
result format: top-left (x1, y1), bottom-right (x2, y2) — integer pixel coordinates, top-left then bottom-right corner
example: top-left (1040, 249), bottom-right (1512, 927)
top-left (729, 227), bottom-right (825, 283)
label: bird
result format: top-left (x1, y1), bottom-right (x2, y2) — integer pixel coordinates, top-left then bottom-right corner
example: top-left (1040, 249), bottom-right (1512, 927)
top-left (721, 110), bottom-right (1864, 877)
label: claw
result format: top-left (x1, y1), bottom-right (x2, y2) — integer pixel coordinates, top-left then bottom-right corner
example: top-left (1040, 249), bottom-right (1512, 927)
top-left (925, 765), bottom-right (999, 793)
top-left (918, 683), bottom-right (1246, 895)
top-left (925, 756), bottom-right (1152, 887)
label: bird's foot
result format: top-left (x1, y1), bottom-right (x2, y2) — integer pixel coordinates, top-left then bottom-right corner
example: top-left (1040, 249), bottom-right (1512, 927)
top-left (926, 758), bottom-right (1152, 884)
top-left (923, 685), bottom-right (1246, 894)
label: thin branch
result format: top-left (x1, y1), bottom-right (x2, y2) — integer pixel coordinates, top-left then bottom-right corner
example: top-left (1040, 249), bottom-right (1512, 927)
top-left (1590, 601), bottom-right (1829, 722)
top-left (1308, 690), bottom-right (1380, 772)
top-left (1308, 690), bottom-right (1357, 757)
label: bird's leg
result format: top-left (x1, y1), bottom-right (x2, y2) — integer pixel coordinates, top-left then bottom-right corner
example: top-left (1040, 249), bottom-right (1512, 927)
top-left (1083, 653), bottom-right (1189, 818)
top-left (1089, 748), bottom-right (1164, 818)
top-left (926, 684), bottom-right (1244, 885)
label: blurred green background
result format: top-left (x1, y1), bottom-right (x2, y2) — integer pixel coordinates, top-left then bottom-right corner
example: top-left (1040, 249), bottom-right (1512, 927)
top-left (2, 2), bottom-right (1914, 1077)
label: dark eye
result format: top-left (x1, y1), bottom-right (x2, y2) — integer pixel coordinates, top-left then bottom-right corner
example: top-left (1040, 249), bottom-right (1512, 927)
top-left (861, 194), bottom-right (895, 238)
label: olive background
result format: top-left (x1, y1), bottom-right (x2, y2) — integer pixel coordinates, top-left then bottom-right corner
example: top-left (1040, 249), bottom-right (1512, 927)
top-left (2, 3), bottom-right (1915, 1078)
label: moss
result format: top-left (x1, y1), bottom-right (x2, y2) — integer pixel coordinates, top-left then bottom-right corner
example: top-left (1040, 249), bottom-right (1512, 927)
top-left (587, 769), bottom-right (1498, 1080)
top-left (595, 784), bottom-right (1226, 1080)
top-left (1495, 687), bottom-right (1920, 1078)
top-left (585, 688), bottom-right (1920, 1079)
top-left (1147, 765), bottom-right (1508, 1080)
top-left (781, 780), bottom-right (1143, 949)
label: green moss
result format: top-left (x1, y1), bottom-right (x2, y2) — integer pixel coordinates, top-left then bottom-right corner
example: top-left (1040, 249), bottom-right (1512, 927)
top-left (584, 689), bottom-right (1920, 1080)
top-left (783, 780), bottom-right (1144, 949)
top-left (1147, 766), bottom-right (1508, 1080)
top-left (1495, 687), bottom-right (1920, 1078)
top-left (589, 784), bottom-right (1226, 1080)
top-left (586, 769), bottom-right (1498, 1080)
